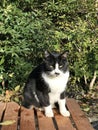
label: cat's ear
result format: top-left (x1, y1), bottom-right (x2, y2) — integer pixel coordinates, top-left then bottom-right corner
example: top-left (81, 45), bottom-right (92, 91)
top-left (44, 51), bottom-right (51, 58)
top-left (61, 51), bottom-right (68, 58)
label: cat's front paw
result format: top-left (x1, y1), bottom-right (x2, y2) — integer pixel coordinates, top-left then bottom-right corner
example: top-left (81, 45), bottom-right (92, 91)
top-left (44, 105), bottom-right (54, 117)
top-left (60, 110), bottom-right (70, 117)
top-left (45, 110), bottom-right (54, 117)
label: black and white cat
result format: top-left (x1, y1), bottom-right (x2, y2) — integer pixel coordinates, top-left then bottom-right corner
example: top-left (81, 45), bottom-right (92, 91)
top-left (23, 51), bottom-right (70, 117)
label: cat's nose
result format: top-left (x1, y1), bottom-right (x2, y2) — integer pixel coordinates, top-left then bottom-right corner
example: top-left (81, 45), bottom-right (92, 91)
top-left (55, 72), bottom-right (60, 76)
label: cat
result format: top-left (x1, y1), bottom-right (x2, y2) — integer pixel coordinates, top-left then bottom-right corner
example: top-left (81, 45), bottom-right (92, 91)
top-left (23, 51), bottom-right (70, 117)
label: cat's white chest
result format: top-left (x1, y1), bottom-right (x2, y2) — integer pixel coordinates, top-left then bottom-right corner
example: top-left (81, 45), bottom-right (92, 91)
top-left (42, 71), bottom-right (69, 92)
top-left (42, 71), bottom-right (69, 104)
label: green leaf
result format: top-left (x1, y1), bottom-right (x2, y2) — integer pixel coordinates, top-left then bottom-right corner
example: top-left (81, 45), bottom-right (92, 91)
top-left (84, 107), bottom-right (90, 112)
top-left (15, 85), bottom-right (20, 92)
top-left (0, 56), bottom-right (4, 65)
top-left (0, 120), bottom-right (16, 126)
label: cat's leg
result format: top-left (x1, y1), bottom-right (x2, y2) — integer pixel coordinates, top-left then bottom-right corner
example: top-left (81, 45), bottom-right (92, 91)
top-left (58, 91), bottom-right (70, 117)
top-left (43, 95), bottom-right (54, 117)
top-left (58, 98), bottom-right (70, 117)
top-left (44, 105), bottom-right (54, 117)
top-left (37, 91), bottom-right (54, 117)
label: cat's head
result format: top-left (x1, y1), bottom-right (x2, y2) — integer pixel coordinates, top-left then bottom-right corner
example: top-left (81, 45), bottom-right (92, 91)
top-left (43, 51), bottom-right (69, 77)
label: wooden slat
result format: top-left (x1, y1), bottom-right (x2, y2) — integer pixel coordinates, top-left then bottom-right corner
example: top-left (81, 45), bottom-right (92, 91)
top-left (37, 110), bottom-right (55, 130)
top-left (0, 100), bottom-right (93, 130)
top-left (0, 102), bottom-right (6, 121)
top-left (67, 98), bottom-right (94, 130)
top-left (20, 107), bottom-right (36, 130)
top-left (54, 109), bottom-right (75, 130)
top-left (1, 102), bottom-right (19, 130)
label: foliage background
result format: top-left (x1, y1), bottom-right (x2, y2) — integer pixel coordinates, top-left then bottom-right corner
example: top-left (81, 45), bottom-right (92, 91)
top-left (0, 0), bottom-right (98, 102)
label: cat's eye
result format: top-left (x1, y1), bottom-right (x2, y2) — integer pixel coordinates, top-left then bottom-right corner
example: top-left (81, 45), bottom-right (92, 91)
top-left (59, 65), bottom-right (63, 68)
top-left (49, 65), bottom-right (53, 69)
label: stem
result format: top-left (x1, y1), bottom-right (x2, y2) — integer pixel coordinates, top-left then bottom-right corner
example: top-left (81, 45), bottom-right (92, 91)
top-left (89, 71), bottom-right (97, 90)
top-left (84, 75), bottom-right (88, 85)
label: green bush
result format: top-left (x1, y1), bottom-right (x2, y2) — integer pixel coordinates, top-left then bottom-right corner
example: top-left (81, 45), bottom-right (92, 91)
top-left (0, 0), bottom-right (98, 98)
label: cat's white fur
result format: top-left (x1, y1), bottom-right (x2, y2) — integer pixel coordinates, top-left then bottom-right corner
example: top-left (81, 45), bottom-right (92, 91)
top-left (42, 63), bottom-right (70, 117)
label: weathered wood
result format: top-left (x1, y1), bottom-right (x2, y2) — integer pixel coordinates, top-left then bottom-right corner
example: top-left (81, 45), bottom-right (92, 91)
top-left (0, 99), bottom-right (94, 130)
top-left (0, 102), bottom-right (6, 121)
top-left (37, 110), bottom-right (55, 130)
top-left (20, 107), bottom-right (36, 130)
top-left (1, 102), bottom-right (19, 130)
top-left (67, 98), bottom-right (94, 130)
top-left (54, 111), bottom-right (75, 130)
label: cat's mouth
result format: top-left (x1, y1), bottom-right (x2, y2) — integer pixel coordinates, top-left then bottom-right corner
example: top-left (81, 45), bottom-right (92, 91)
top-left (47, 71), bottom-right (61, 77)
top-left (55, 72), bottom-right (60, 76)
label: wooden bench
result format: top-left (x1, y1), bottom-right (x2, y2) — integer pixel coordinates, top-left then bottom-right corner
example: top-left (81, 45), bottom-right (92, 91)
top-left (0, 98), bottom-right (94, 130)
